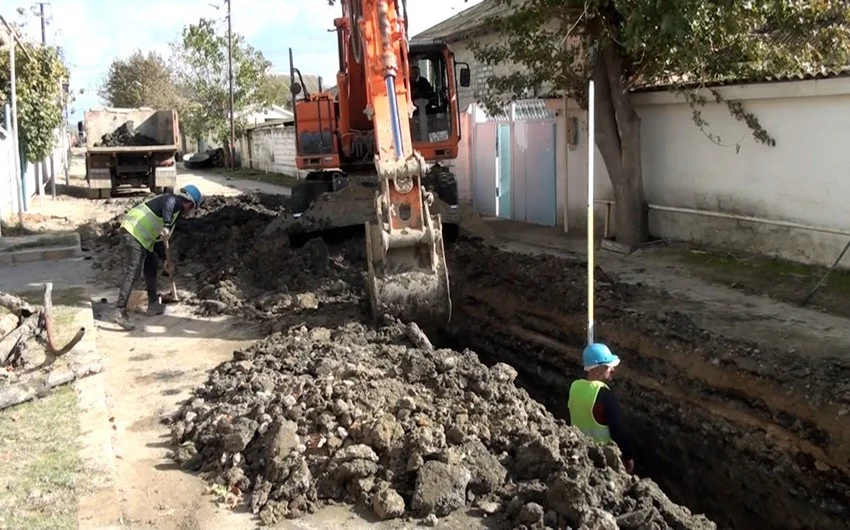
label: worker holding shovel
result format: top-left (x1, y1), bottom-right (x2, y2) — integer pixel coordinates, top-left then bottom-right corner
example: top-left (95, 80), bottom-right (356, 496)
top-left (567, 343), bottom-right (637, 473)
top-left (110, 185), bottom-right (203, 331)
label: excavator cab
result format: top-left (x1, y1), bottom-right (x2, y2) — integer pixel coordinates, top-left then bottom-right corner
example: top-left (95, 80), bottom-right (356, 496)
top-left (407, 43), bottom-right (469, 155)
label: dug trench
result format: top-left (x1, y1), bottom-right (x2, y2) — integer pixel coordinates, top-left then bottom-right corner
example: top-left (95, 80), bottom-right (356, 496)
top-left (444, 241), bottom-right (850, 530)
top-left (87, 195), bottom-right (850, 529)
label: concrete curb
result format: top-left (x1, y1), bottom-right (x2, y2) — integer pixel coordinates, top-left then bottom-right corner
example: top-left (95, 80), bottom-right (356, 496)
top-left (72, 290), bottom-right (124, 529)
top-left (0, 232), bottom-right (83, 266)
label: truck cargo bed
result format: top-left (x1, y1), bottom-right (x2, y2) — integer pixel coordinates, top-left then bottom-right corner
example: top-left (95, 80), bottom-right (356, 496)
top-left (85, 107), bottom-right (179, 150)
top-left (87, 144), bottom-right (178, 154)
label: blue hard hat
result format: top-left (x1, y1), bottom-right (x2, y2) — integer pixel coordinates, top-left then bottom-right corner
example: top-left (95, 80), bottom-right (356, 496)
top-left (178, 184), bottom-right (202, 208)
top-left (582, 343), bottom-right (620, 370)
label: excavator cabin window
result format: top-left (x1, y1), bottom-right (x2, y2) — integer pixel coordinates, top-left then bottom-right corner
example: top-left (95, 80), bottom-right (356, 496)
top-left (409, 53), bottom-right (452, 144)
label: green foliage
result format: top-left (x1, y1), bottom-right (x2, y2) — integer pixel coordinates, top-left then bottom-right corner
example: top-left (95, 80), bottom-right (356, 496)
top-left (0, 44), bottom-right (69, 162)
top-left (469, 0), bottom-right (850, 150)
top-left (170, 18), bottom-right (275, 145)
top-left (258, 74), bottom-right (294, 109)
top-left (98, 50), bottom-right (182, 110)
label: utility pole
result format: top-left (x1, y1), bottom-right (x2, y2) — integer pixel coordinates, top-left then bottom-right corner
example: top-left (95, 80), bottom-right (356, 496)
top-left (227, 0), bottom-right (235, 169)
top-left (35, 2), bottom-right (54, 199)
top-left (37, 2), bottom-right (46, 43)
top-left (1, 15), bottom-right (28, 226)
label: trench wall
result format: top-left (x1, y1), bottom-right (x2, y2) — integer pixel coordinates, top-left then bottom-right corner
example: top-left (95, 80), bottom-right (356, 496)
top-left (445, 244), bottom-right (850, 530)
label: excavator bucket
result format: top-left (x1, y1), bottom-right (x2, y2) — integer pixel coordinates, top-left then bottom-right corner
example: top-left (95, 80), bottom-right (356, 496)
top-left (365, 213), bottom-right (452, 327)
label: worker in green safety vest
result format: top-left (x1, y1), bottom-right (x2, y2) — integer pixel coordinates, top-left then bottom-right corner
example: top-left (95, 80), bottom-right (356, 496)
top-left (110, 185), bottom-right (203, 330)
top-left (568, 342), bottom-right (636, 473)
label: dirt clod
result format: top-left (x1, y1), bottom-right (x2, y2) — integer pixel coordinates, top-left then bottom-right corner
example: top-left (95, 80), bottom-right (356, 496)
top-left (371, 482), bottom-right (406, 520)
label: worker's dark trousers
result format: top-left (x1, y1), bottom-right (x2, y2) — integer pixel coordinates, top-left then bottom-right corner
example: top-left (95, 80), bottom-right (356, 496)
top-left (116, 229), bottom-right (165, 309)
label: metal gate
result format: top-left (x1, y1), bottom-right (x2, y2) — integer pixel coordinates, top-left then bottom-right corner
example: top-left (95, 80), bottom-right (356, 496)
top-left (472, 100), bottom-right (557, 226)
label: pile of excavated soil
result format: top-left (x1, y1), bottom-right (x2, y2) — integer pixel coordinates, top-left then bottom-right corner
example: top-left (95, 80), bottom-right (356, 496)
top-left (168, 319), bottom-right (715, 529)
top-left (89, 194), bottom-right (367, 327)
top-left (94, 195), bottom-right (848, 528)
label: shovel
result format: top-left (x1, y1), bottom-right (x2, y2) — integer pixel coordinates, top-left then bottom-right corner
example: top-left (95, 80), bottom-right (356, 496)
top-left (161, 237), bottom-right (180, 303)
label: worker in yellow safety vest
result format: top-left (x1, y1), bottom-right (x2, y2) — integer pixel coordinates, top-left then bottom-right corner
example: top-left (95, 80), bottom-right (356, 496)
top-left (110, 185), bottom-right (202, 330)
top-left (568, 342), bottom-right (636, 473)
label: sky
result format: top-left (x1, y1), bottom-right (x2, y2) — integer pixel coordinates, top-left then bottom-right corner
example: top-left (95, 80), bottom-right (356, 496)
top-left (8, 0), bottom-right (484, 124)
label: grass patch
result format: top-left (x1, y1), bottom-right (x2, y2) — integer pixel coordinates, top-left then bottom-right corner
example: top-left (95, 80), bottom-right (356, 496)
top-left (15, 287), bottom-right (88, 309)
top-left (208, 167), bottom-right (300, 188)
top-left (0, 386), bottom-right (83, 530)
top-left (679, 247), bottom-right (850, 292)
top-left (0, 223), bottom-right (42, 237)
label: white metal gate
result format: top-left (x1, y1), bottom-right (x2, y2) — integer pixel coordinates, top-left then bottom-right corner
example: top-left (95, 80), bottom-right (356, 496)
top-left (472, 100), bottom-right (557, 226)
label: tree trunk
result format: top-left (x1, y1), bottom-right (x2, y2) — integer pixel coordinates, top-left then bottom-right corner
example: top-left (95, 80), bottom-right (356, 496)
top-left (591, 42), bottom-right (649, 247)
top-left (0, 313), bottom-right (40, 365)
top-left (0, 292), bottom-right (36, 318)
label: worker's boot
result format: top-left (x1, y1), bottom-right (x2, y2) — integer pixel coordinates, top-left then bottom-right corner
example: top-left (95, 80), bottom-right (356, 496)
top-left (146, 300), bottom-right (166, 316)
top-left (111, 308), bottom-right (135, 331)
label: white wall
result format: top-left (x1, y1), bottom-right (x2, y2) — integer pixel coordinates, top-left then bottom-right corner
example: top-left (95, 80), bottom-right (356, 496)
top-left (243, 125), bottom-right (302, 177)
top-left (0, 125), bottom-right (69, 222)
top-left (0, 127), bottom-right (16, 220)
top-left (563, 76), bottom-right (850, 266)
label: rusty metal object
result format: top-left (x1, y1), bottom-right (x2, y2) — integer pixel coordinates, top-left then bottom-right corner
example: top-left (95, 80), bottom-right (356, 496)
top-left (42, 282), bottom-right (86, 357)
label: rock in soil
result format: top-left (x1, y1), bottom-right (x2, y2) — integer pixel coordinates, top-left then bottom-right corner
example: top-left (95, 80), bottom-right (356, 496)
top-left (168, 320), bottom-right (715, 528)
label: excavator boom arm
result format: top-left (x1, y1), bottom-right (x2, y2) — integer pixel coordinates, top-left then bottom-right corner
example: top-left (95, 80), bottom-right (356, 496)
top-left (343, 0), bottom-right (452, 325)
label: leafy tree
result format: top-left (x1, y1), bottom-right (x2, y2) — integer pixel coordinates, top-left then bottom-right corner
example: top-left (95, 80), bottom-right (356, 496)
top-left (98, 50), bottom-right (182, 110)
top-left (170, 18), bottom-right (275, 149)
top-left (0, 42), bottom-right (69, 162)
top-left (259, 74), bottom-right (294, 109)
top-left (469, 0), bottom-right (850, 246)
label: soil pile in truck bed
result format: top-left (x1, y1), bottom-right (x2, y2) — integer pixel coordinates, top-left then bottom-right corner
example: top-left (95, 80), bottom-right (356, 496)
top-left (168, 319), bottom-right (715, 529)
top-left (95, 120), bottom-right (161, 147)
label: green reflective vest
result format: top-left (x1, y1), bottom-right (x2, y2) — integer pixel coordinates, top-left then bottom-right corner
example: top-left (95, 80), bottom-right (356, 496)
top-left (568, 379), bottom-right (613, 444)
top-left (120, 201), bottom-right (179, 251)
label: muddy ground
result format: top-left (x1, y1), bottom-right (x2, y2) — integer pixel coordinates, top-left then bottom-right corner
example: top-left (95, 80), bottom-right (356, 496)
top-left (88, 194), bottom-right (850, 530)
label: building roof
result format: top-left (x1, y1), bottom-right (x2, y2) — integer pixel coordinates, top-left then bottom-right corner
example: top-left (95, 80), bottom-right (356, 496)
top-left (413, 2), bottom-right (850, 92)
top-left (412, 0), bottom-right (507, 43)
top-left (632, 66), bottom-right (850, 93)
top-left (271, 73), bottom-right (330, 95)
top-left (245, 118), bottom-right (294, 131)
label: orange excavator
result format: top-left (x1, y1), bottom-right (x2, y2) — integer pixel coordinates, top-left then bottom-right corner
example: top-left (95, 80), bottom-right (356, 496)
top-left (275, 0), bottom-right (471, 326)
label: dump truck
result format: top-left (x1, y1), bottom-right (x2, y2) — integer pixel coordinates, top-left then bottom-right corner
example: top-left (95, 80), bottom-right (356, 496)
top-left (84, 107), bottom-right (180, 198)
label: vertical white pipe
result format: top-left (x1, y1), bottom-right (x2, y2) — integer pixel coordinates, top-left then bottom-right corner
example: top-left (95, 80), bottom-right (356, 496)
top-left (9, 39), bottom-right (23, 224)
top-left (586, 80), bottom-right (595, 345)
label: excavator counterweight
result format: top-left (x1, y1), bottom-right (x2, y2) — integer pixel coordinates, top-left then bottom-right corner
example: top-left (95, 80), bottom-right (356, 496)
top-left (277, 0), bottom-right (471, 327)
